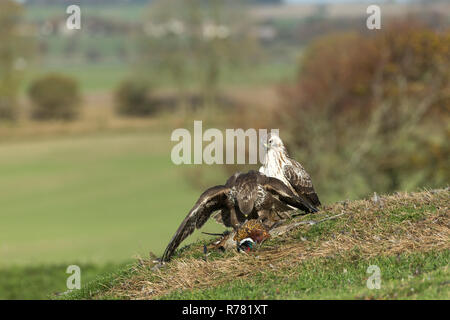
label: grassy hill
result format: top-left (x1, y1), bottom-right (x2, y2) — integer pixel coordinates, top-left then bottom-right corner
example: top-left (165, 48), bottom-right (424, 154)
top-left (62, 188), bottom-right (449, 300)
top-left (0, 129), bottom-right (226, 267)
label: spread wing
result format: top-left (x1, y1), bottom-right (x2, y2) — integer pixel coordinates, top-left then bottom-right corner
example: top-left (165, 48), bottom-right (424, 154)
top-left (283, 163), bottom-right (321, 207)
top-left (261, 175), bottom-right (318, 213)
top-left (161, 185), bottom-right (229, 262)
top-left (213, 208), bottom-right (232, 227)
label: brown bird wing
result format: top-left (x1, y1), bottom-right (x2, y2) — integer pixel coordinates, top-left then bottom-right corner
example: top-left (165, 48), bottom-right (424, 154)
top-left (213, 172), bottom-right (242, 226)
top-left (261, 175), bottom-right (318, 213)
top-left (283, 163), bottom-right (321, 207)
top-left (235, 171), bottom-right (258, 216)
top-left (225, 172), bottom-right (242, 187)
top-left (212, 208), bottom-right (233, 228)
top-left (161, 185), bottom-right (229, 262)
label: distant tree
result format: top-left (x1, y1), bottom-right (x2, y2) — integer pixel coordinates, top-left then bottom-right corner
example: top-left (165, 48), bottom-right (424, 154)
top-left (115, 79), bottom-right (158, 116)
top-left (28, 74), bottom-right (81, 121)
top-left (0, 0), bottom-right (32, 120)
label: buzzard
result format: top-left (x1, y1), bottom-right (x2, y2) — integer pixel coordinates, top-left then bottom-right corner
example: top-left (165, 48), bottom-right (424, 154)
top-left (161, 170), bottom-right (317, 262)
top-left (259, 134), bottom-right (321, 208)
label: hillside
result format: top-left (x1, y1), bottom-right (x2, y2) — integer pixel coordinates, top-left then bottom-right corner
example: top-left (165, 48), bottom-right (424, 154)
top-left (63, 188), bottom-right (449, 300)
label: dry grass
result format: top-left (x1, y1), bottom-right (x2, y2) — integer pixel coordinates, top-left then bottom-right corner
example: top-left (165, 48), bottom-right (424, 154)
top-left (94, 188), bottom-right (449, 299)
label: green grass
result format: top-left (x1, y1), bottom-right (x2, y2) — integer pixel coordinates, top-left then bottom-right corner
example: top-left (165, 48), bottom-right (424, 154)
top-left (0, 262), bottom-right (124, 300)
top-left (58, 261), bottom-right (138, 300)
top-left (23, 61), bottom-right (131, 92)
top-left (160, 250), bottom-right (450, 300)
top-left (0, 130), bottom-right (225, 267)
top-left (384, 204), bottom-right (436, 223)
top-left (21, 57), bottom-right (296, 93)
top-left (219, 62), bottom-right (296, 86)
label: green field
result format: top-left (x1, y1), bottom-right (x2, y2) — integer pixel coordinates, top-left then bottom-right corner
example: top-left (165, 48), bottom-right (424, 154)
top-left (25, 4), bottom-right (148, 22)
top-left (0, 262), bottom-right (121, 299)
top-left (0, 128), bottom-right (229, 299)
top-left (22, 60), bottom-right (296, 93)
top-left (23, 62), bottom-right (130, 92)
top-left (0, 130), bottom-right (226, 267)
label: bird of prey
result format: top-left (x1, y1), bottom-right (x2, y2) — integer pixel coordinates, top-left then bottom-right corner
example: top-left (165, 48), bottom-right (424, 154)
top-left (161, 170), bottom-right (317, 262)
top-left (259, 134), bottom-right (321, 208)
